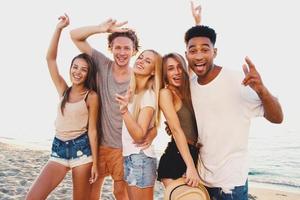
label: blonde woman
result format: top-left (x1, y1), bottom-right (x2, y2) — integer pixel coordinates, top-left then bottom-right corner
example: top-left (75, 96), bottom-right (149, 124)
top-left (116, 50), bottom-right (162, 200)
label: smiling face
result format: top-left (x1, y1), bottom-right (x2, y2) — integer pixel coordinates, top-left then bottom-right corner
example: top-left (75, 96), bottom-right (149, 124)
top-left (186, 36), bottom-right (217, 79)
top-left (165, 57), bottom-right (183, 87)
top-left (133, 50), bottom-right (156, 76)
top-left (110, 36), bottom-right (135, 68)
top-left (70, 58), bottom-right (89, 85)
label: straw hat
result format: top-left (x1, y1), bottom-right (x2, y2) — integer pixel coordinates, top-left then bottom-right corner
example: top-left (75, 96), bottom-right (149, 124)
top-left (164, 178), bottom-right (210, 200)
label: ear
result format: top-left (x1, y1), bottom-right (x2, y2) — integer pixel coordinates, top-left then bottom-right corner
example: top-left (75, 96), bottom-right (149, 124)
top-left (151, 70), bottom-right (155, 76)
top-left (213, 48), bottom-right (218, 58)
top-left (185, 51), bottom-right (188, 59)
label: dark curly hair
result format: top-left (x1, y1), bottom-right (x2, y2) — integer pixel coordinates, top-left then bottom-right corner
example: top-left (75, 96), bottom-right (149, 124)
top-left (108, 29), bottom-right (140, 52)
top-left (184, 25), bottom-right (217, 46)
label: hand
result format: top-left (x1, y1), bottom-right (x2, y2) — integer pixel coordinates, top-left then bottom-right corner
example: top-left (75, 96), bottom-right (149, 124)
top-left (89, 164), bottom-right (98, 184)
top-left (99, 18), bottom-right (128, 33)
top-left (242, 56), bottom-right (266, 95)
top-left (56, 13), bottom-right (70, 30)
top-left (191, 1), bottom-right (202, 25)
top-left (184, 165), bottom-right (201, 187)
top-left (115, 89), bottom-right (132, 115)
top-left (164, 121), bottom-right (172, 135)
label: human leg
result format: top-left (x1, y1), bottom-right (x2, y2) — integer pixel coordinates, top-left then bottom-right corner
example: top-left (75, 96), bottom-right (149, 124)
top-left (127, 186), bottom-right (154, 200)
top-left (89, 146), bottom-right (108, 200)
top-left (25, 161), bottom-right (69, 200)
top-left (72, 162), bottom-right (93, 200)
top-left (107, 147), bottom-right (128, 200)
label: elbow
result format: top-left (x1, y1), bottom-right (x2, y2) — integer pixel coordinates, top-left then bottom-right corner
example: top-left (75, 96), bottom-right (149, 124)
top-left (131, 129), bottom-right (146, 143)
top-left (273, 115), bottom-right (284, 124)
top-left (69, 30), bottom-right (78, 41)
top-left (267, 114), bottom-right (284, 124)
top-left (132, 134), bottom-right (144, 143)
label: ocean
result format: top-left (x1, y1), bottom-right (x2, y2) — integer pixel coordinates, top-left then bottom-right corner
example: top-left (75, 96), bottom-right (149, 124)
top-left (1, 125), bottom-right (299, 193)
top-left (248, 127), bottom-right (300, 193)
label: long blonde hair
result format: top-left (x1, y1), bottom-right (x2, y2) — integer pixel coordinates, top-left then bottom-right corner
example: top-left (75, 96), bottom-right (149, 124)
top-left (129, 49), bottom-right (162, 127)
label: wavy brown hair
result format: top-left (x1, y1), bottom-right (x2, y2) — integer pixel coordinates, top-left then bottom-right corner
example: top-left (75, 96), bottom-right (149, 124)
top-left (60, 53), bottom-right (97, 115)
top-left (162, 53), bottom-right (193, 112)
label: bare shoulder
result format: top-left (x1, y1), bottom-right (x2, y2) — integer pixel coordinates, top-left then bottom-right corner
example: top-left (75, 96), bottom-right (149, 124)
top-left (160, 88), bottom-right (172, 98)
top-left (159, 88), bottom-right (174, 104)
top-left (86, 90), bottom-right (99, 104)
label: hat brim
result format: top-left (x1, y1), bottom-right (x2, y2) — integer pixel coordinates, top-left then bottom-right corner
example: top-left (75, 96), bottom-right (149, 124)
top-left (163, 178), bottom-right (210, 200)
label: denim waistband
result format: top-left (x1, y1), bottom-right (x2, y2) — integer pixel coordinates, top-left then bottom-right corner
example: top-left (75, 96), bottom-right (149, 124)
top-left (55, 132), bottom-right (88, 145)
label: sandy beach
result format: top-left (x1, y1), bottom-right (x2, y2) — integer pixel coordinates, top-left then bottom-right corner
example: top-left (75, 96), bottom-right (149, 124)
top-left (0, 141), bottom-right (299, 200)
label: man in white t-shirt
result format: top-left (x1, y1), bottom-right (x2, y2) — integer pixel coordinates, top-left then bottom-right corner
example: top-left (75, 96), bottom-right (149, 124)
top-left (184, 25), bottom-right (283, 200)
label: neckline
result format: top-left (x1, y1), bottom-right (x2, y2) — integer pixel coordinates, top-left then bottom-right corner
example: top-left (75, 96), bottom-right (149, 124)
top-left (110, 63), bottom-right (131, 85)
top-left (195, 67), bottom-right (223, 87)
top-left (65, 90), bottom-right (89, 104)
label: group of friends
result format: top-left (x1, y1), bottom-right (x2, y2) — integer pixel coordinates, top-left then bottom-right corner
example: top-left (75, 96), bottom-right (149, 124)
top-left (25, 3), bottom-right (283, 200)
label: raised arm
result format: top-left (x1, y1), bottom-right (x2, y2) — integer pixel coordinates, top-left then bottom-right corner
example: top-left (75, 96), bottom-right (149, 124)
top-left (159, 88), bottom-right (200, 187)
top-left (242, 57), bottom-right (283, 123)
top-left (86, 91), bottom-right (99, 184)
top-left (70, 19), bottom-right (128, 56)
top-left (116, 90), bottom-right (155, 143)
top-left (46, 14), bottom-right (69, 96)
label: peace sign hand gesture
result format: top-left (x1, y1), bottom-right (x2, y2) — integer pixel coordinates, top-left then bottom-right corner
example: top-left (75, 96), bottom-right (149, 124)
top-left (242, 56), bottom-right (266, 95)
top-left (191, 1), bottom-right (202, 25)
top-left (99, 18), bottom-right (128, 33)
top-left (115, 89), bottom-right (132, 115)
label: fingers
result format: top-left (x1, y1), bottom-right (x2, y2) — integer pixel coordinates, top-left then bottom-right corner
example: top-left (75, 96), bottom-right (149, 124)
top-left (185, 176), bottom-right (200, 187)
top-left (115, 20), bottom-right (128, 27)
top-left (185, 177), bottom-right (197, 187)
top-left (195, 5), bottom-right (202, 12)
top-left (191, 1), bottom-right (195, 11)
top-left (58, 13), bottom-right (70, 26)
top-left (245, 56), bottom-right (256, 71)
top-left (115, 93), bottom-right (129, 105)
top-left (242, 64), bottom-right (249, 76)
top-left (139, 142), bottom-right (151, 150)
top-left (89, 171), bottom-right (98, 184)
top-left (243, 77), bottom-right (260, 86)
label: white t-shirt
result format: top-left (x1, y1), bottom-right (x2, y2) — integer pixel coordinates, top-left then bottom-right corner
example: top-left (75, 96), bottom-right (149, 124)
top-left (190, 68), bottom-right (264, 189)
top-left (122, 90), bottom-right (156, 158)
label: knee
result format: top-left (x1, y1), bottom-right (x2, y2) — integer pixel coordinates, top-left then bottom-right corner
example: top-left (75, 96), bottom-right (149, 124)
top-left (113, 182), bottom-right (127, 198)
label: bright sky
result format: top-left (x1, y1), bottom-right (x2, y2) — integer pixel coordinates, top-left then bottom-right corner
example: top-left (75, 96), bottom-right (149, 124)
top-left (0, 0), bottom-right (299, 149)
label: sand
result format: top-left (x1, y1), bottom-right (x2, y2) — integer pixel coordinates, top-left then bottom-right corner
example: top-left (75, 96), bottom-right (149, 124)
top-left (0, 141), bottom-right (299, 200)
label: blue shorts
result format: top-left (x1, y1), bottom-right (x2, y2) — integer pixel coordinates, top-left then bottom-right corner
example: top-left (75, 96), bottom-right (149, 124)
top-left (49, 133), bottom-right (93, 168)
top-left (124, 151), bottom-right (157, 188)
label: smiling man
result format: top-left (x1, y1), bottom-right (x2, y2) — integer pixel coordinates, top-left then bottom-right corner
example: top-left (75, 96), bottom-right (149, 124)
top-left (184, 25), bottom-right (283, 200)
top-left (70, 19), bottom-right (139, 200)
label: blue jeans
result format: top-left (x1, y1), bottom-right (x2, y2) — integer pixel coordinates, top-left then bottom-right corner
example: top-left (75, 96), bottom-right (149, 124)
top-left (206, 181), bottom-right (248, 200)
top-left (124, 151), bottom-right (157, 188)
top-left (50, 133), bottom-right (92, 168)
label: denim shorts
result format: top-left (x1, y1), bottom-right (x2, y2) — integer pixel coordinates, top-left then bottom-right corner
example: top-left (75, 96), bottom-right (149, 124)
top-left (49, 133), bottom-right (92, 168)
top-left (124, 151), bottom-right (157, 188)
